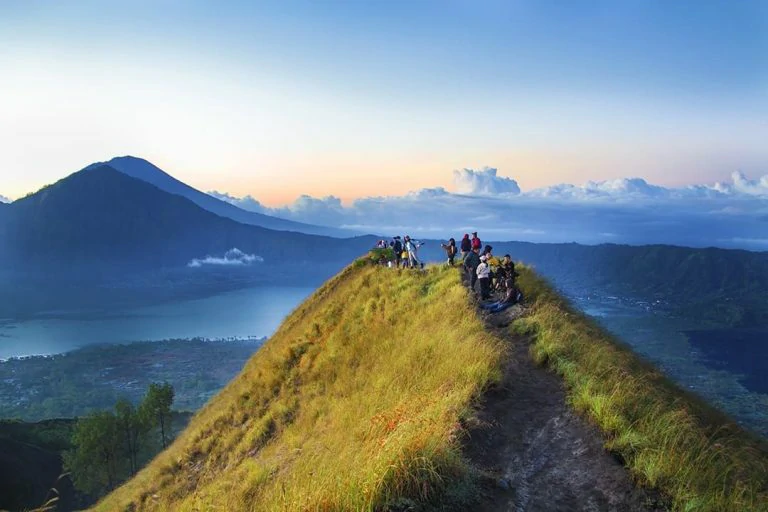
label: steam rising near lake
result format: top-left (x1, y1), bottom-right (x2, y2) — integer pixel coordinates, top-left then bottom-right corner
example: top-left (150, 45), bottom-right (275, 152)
top-left (188, 248), bottom-right (263, 268)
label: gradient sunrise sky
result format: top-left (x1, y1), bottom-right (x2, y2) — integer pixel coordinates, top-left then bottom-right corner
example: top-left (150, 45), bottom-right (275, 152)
top-left (1, 0), bottom-right (766, 204)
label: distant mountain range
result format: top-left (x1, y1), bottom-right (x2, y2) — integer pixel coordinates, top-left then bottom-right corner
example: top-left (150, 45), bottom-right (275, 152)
top-left (488, 241), bottom-right (768, 327)
top-left (92, 156), bottom-right (351, 237)
top-left (2, 156), bottom-right (768, 327)
top-left (0, 164), bottom-right (374, 277)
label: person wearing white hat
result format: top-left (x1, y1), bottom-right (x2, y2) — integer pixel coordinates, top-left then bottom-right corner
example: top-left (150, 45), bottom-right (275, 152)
top-left (476, 254), bottom-right (491, 299)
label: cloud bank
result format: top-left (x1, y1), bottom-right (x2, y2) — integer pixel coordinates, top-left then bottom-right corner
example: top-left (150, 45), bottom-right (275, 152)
top-left (208, 191), bottom-right (266, 213)
top-left (453, 167), bottom-right (521, 195)
top-left (188, 248), bottom-right (263, 268)
top-left (208, 168), bottom-right (768, 251)
top-left (0, 195), bottom-right (11, 204)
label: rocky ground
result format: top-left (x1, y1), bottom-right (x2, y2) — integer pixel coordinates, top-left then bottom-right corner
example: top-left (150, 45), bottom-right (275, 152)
top-left (463, 302), bottom-right (667, 512)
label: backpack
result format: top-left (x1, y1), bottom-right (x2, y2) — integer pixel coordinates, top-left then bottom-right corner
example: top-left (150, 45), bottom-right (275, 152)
top-left (393, 240), bottom-right (403, 254)
top-left (460, 238), bottom-right (471, 252)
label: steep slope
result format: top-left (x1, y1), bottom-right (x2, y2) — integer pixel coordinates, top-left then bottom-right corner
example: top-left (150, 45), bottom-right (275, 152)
top-left (94, 264), bottom-right (504, 511)
top-left (0, 164), bottom-right (373, 272)
top-left (95, 262), bottom-right (768, 512)
top-left (102, 156), bottom-right (349, 237)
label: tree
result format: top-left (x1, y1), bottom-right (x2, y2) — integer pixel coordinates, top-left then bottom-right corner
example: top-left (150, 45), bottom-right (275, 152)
top-left (115, 398), bottom-right (149, 475)
top-left (64, 411), bottom-right (122, 496)
top-left (140, 382), bottom-right (174, 448)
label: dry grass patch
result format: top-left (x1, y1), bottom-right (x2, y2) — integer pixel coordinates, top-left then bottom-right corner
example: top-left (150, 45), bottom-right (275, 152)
top-left (94, 263), bottom-right (503, 511)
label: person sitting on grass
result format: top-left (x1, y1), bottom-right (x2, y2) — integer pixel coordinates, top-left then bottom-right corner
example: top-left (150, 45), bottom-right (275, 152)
top-left (480, 277), bottom-right (520, 313)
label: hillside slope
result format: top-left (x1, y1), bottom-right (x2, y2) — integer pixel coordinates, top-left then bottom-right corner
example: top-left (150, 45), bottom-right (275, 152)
top-left (95, 264), bottom-right (504, 511)
top-left (95, 262), bottom-right (768, 511)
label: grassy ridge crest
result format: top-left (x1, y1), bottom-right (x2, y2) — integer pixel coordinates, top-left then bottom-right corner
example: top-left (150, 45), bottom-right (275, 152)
top-left (94, 263), bottom-right (504, 511)
top-left (514, 266), bottom-right (768, 511)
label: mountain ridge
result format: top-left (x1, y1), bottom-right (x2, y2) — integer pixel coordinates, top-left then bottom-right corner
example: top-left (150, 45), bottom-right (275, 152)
top-left (0, 164), bottom-right (374, 274)
top-left (98, 156), bottom-right (351, 237)
top-left (92, 262), bottom-right (768, 511)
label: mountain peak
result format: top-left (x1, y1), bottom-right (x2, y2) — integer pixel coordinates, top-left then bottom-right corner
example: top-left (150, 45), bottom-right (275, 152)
top-left (86, 156), bottom-right (351, 237)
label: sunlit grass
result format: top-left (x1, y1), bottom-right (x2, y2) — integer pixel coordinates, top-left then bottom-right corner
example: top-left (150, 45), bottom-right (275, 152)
top-left (94, 262), bottom-right (503, 511)
top-left (514, 265), bottom-right (768, 512)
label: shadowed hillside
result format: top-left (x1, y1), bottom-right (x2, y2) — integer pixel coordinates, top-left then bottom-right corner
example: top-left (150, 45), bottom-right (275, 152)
top-left (0, 165), bottom-right (372, 271)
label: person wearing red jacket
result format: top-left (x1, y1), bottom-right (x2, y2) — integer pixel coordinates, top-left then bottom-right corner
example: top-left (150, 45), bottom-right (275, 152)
top-left (471, 231), bottom-right (482, 251)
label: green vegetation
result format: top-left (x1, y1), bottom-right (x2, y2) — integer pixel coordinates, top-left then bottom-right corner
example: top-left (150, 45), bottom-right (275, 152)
top-left (64, 383), bottom-right (176, 498)
top-left (513, 266), bottom-right (768, 511)
top-left (0, 338), bottom-right (261, 421)
top-left (95, 263), bottom-right (503, 511)
top-left (501, 241), bottom-right (768, 327)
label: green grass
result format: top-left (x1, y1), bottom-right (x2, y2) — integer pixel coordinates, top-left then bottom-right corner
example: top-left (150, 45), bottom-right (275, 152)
top-left (514, 265), bottom-right (768, 512)
top-left (93, 262), bottom-right (504, 511)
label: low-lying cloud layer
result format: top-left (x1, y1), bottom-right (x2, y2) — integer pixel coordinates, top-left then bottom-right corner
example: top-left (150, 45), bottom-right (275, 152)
top-left (188, 248), bottom-right (263, 268)
top-left (209, 170), bottom-right (768, 251)
top-left (0, 194), bottom-right (11, 204)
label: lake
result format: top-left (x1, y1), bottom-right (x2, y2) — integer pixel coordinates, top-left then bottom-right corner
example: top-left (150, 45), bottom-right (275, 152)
top-left (0, 286), bottom-right (315, 359)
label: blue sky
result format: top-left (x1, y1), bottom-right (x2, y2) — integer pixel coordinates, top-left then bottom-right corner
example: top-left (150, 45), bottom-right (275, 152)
top-left (1, 0), bottom-right (766, 209)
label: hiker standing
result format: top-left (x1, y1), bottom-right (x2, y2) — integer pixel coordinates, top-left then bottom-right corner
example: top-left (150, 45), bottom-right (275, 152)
top-left (477, 255), bottom-right (491, 300)
top-left (471, 232), bottom-right (482, 252)
top-left (460, 234), bottom-right (471, 262)
top-left (441, 238), bottom-right (457, 266)
top-left (392, 236), bottom-right (403, 268)
top-left (464, 247), bottom-right (481, 291)
top-left (404, 235), bottom-right (422, 269)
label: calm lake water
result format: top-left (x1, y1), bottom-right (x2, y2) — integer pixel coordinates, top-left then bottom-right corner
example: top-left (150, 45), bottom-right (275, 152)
top-left (0, 286), bottom-right (314, 359)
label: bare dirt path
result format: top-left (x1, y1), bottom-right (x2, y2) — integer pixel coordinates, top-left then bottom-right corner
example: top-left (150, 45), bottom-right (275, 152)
top-left (463, 302), bottom-right (666, 512)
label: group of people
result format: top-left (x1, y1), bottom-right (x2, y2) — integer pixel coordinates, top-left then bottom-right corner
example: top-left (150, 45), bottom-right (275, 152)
top-left (374, 230), bottom-right (522, 312)
top-left (452, 232), bottom-right (521, 311)
top-left (375, 235), bottom-right (425, 269)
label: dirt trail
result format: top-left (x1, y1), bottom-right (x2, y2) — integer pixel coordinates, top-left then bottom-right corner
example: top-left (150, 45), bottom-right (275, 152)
top-left (464, 303), bottom-right (666, 512)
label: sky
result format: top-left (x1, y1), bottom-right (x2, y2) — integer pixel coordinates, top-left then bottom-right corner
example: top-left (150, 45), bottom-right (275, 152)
top-left (1, 0), bottom-right (766, 205)
top-left (1, 1), bottom-right (768, 249)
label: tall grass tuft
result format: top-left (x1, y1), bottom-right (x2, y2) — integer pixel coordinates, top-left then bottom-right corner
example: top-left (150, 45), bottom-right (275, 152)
top-left (515, 266), bottom-right (768, 512)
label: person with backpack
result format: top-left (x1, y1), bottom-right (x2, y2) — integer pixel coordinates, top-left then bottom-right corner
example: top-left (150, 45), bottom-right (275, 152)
top-left (464, 247), bottom-right (481, 291)
top-left (460, 234), bottom-right (471, 261)
top-left (391, 236), bottom-right (403, 268)
top-left (471, 232), bottom-right (482, 251)
top-left (441, 238), bottom-right (457, 266)
top-left (476, 255), bottom-right (491, 300)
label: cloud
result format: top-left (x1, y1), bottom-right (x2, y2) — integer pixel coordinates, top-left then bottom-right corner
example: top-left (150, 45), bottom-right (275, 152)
top-left (0, 194), bottom-right (11, 203)
top-left (208, 191), bottom-right (266, 213)
top-left (210, 169), bottom-right (768, 251)
top-left (721, 171), bottom-right (768, 197)
top-left (188, 248), bottom-right (263, 268)
top-left (452, 167), bottom-right (521, 195)
top-left (529, 178), bottom-right (670, 200)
